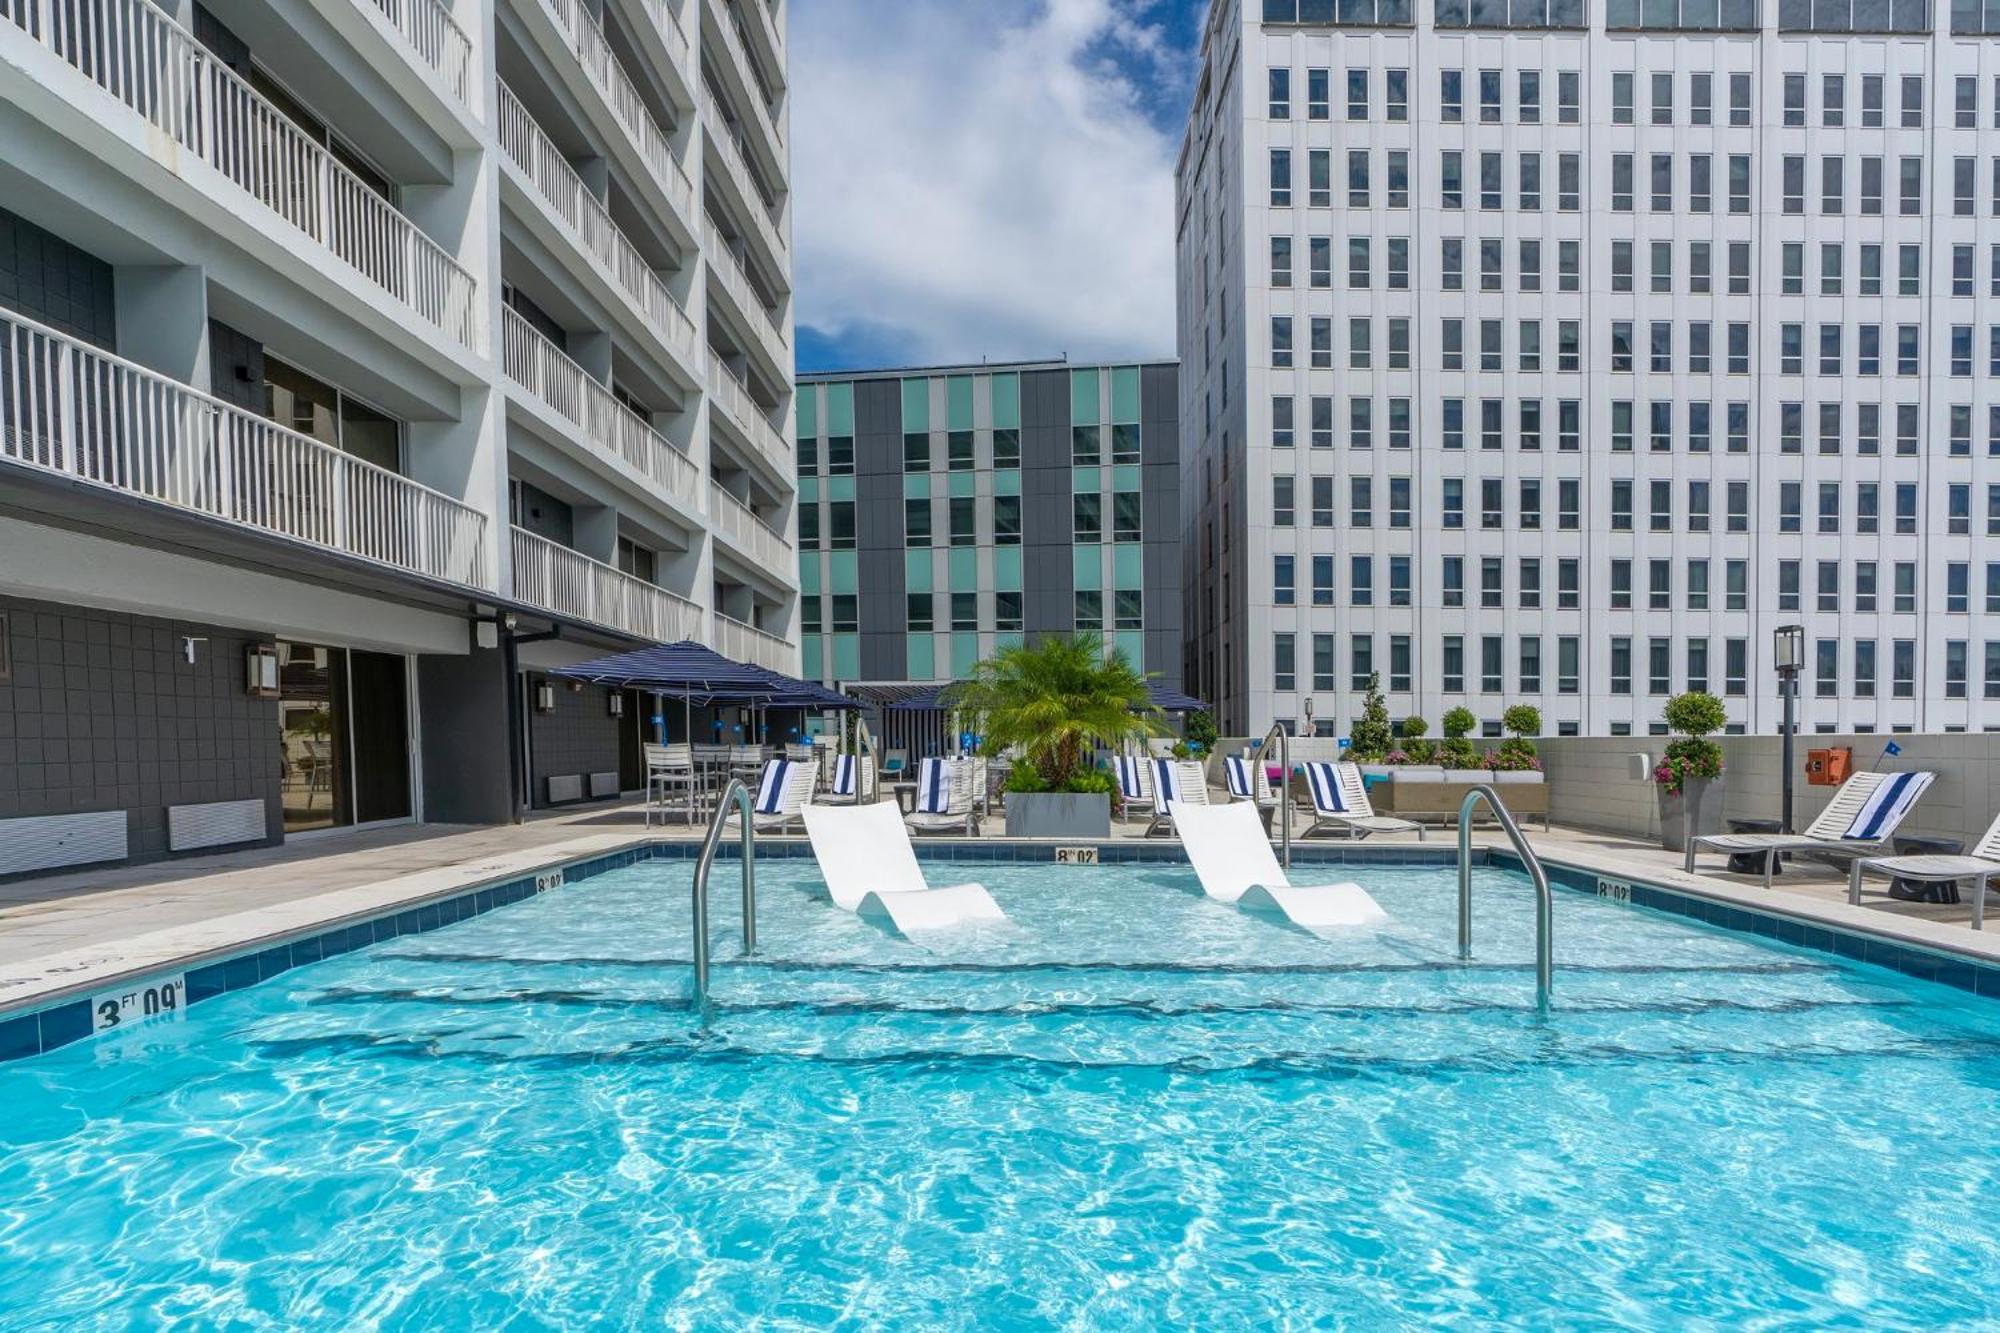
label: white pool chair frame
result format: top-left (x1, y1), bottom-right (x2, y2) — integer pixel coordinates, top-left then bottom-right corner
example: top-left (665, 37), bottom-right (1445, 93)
top-left (1848, 808), bottom-right (2000, 930)
top-left (1114, 752), bottom-right (1156, 826)
top-left (1684, 771), bottom-right (1933, 889)
top-left (724, 758), bottom-right (818, 834)
top-left (643, 742), bottom-right (697, 826)
top-left (1144, 758), bottom-right (1211, 837)
top-left (1299, 761), bottom-right (1425, 841)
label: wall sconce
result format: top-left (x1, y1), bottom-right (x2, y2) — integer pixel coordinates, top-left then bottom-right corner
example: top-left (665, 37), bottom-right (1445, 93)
top-left (534, 680), bottom-right (556, 713)
top-left (567, 680), bottom-right (583, 694)
top-left (245, 643), bottom-right (280, 698)
top-left (608, 692), bottom-right (625, 718)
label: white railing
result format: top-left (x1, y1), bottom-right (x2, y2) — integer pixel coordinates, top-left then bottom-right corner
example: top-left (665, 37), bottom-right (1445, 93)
top-left (500, 306), bottom-right (701, 511)
top-left (497, 83), bottom-right (701, 374)
top-left (712, 611), bottom-right (794, 673)
top-left (698, 96), bottom-right (786, 261)
top-left (535, 0), bottom-right (693, 221)
top-left (511, 525), bottom-right (705, 641)
top-left (2, 0), bottom-right (482, 350)
top-left (710, 0), bottom-right (782, 153)
top-left (628, 0), bottom-right (691, 89)
top-left (708, 481), bottom-right (791, 571)
top-left (704, 359), bottom-right (789, 475)
top-left (734, 0), bottom-right (783, 85)
top-left (705, 220), bottom-right (788, 361)
top-left (1, 306), bottom-right (491, 587)
top-left (360, 0), bottom-right (473, 108)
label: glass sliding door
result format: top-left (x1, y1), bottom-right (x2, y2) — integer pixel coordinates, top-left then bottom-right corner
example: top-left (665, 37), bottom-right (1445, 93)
top-left (349, 649), bottom-right (412, 824)
top-left (279, 642), bottom-right (349, 832)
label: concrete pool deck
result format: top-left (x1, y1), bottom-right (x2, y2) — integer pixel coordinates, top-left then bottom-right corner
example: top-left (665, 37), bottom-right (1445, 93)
top-left (3, 798), bottom-right (1998, 1021)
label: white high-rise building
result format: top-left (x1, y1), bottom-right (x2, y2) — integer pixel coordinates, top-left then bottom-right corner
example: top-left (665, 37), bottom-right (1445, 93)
top-left (0, 0), bottom-right (795, 866)
top-left (1179, 0), bottom-right (2000, 741)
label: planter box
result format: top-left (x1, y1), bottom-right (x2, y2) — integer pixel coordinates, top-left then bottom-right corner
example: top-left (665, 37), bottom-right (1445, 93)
top-left (1658, 774), bottom-right (1727, 853)
top-left (1390, 766), bottom-right (1446, 783)
top-left (1359, 764), bottom-right (1396, 779)
top-left (1489, 770), bottom-right (1545, 784)
top-left (1005, 792), bottom-right (1112, 839)
top-left (1376, 779), bottom-right (1549, 825)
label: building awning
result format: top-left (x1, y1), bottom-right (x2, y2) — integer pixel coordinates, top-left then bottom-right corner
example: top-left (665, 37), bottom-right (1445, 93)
top-left (550, 641), bottom-right (860, 709)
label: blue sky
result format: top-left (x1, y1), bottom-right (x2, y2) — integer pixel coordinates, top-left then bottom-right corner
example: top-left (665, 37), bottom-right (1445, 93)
top-left (788, 0), bottom-right (1206, 375)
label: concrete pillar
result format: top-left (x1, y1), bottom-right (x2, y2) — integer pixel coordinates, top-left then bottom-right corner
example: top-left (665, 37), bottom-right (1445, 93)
top-left (113, 265), bottom-right (209, 389)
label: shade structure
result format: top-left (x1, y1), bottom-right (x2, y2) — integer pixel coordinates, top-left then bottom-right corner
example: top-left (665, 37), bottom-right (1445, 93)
top-left (551, 641), bottom-right (858, 708)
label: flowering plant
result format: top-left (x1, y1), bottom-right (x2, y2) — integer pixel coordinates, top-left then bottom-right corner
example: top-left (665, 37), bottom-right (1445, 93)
top-left (1653, 691), bottom-right (1728, 795)
top-left (1653, 748), bottom-right (1722, 795)
top-left (1487, 748), bottom-right (1544, 773)
top-left (1381, 749), bottom-right (1412, 766)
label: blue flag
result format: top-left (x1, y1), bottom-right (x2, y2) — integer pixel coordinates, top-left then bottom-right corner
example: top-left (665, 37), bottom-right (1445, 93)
top-left (1884, 740), bottom-right (1902, 756)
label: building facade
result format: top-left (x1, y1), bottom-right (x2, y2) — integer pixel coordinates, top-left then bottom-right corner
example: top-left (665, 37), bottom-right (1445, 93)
top-left (794, 361), bottom-right (1183, 738)
top-left (0, 0), bottom-right (796, 871)
top-left (1181, 0), bottom-right (2000, 740)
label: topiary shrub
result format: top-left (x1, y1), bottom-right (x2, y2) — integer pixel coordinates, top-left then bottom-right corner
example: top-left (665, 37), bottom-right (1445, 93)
top-left (1184, 709), bottom-right (1218, 753)
top-left (1438, 706), bottom-right (1480, 769)
top-left (1499, 704), bottom-right (1543, 764)
top-left (1396, 716), bottom-right (1434, 764)
top-left (1442, 706), bottom-right (1477, 740)
top-left (1655, 691), bottom-right (1727, 794)
top-left (1348, 673), bottom-right (1393, 760)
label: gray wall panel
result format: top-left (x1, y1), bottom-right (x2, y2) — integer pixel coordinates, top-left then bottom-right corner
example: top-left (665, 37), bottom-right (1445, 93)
top-left (418, 646), bottom-right (512, 824)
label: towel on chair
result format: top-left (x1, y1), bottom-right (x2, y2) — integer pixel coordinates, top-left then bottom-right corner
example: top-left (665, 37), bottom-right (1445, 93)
top-left (831, 754), bottom-right (856, 797)
top-left (1152, 758), bottom-right (1183, 813)
top-left (1843, 771), bottom-right (1933, 839)
top-left (915, 758), bottom-right (952, 814)
top-left (1224, 755), bottom-right (1253, 798)
top-left (1115, 754), bottom-right (1147, 801)
top-left (753, 759), bottom-right (791, 815)
top-left (1305, 762), bottom-right (1348, 813)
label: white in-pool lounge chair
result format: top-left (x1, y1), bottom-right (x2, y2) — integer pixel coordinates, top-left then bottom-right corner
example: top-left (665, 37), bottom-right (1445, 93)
top-left (1144, 758), bottom-right (1210, 837)
top-left (802, 800), bottom-right (1007, 932)
top-left (1114, 752), bottom-right (1155, 826)
top-left (906, 758), bottom-right (977, 835)
top-left (1299, 761), bottom-right (1425, 840)
top-left (723, 757), bottom-right (817, 834)
top-left (1172, 801), bottom-right (1387, 933)
top-left (1683, 770), bottom-right (1936, 888)
top-left (1848, 808), bottom-right (2000, 930)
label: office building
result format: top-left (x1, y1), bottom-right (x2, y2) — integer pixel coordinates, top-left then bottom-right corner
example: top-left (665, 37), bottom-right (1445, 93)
top-left (794, 360), bottom-right (1182, 750)
top-left (1180, 0), bottom-right (2000, 738)
top-left (0, 0), bottom-right (795, 871)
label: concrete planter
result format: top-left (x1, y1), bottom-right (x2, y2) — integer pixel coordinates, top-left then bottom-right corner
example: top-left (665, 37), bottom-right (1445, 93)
top-left (1391, 766), bottom-right (1447, 783)
top-left (1489, 770), bottom-right (1545, 785)
top-left (1005, 792), bottom-right (1112, 839)
top-left (1359, 764), bottom-right (1396, 779)
top-left (1658, 774), bottom-right (1727, 853)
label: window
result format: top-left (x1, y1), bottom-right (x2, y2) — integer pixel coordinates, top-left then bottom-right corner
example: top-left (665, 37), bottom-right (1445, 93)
top-left (1270, 236), bottom-right (1292, 287)
top-left (1072, 492), bottom-right (1101, 543)
top-left (906, 593), bottom-right (933, 632)
top-left (1269, 67), bottom-right (1291, 119)
top-left (1270, 317), bottom-right (1292, 369)
top-left (1313, 556), bottom-right (1335, 607)
top-left (949, 496), bottom-right (976, 546)
top-left (1441, 69), bottom-right (1462, 122)
top-left (1274, 633), bottom-right (1295, 693)
top-left (1611, 638), bottom-right (1632, 695)
top-left (1270, 149), bottom-right (1291, 206)
top-left (994, 495), bottom-right (1021, 545)
top-left (1112, 491), bottom-right (1142, 542)
top-left (948, 430), bottom-right (974, 471)
top-left (904, 498), bottom-right (931, 547)
top-left (950, 593), bottom-right (977, 632)
top-left (1273, 475), bottom-right (1294, 526)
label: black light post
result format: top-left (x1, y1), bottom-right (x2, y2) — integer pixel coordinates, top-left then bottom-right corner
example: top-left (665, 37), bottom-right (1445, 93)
top-left (1774, 625), bottom-right (1804, 835)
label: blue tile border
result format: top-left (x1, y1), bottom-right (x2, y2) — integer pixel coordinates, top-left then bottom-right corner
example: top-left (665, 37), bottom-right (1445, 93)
top-left (3, 832), bottom-right (1998, 1066)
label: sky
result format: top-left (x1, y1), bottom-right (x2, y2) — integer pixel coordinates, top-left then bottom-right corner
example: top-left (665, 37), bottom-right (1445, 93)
top-left (787, 0), bottom-right (1207, 375)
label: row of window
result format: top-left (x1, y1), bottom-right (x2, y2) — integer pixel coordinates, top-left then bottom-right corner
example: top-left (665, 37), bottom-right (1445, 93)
top-left (801, 591), bottom-right (1146, 635)
top-left (1268, 631), bottom-right (1981, 699)
top-left (799, 424), bottom-right (1143, 476)
top-left (800, 494), bottom-right (1147, 548)
top-left (1260, 0), bottom-right (1937, 37)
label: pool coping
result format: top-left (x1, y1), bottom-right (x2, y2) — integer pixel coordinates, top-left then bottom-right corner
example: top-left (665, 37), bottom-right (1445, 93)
top-left (3, 834), bottom-right (1998, 1065)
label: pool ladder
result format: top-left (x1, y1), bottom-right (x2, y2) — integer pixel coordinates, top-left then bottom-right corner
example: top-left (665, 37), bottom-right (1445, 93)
top-left (1258, 723), bottom-right (1294, 867)
top-left (1455, 785), bottom-right (1554, 1012)
top-left (689, 779), bottom-right (758, 1006)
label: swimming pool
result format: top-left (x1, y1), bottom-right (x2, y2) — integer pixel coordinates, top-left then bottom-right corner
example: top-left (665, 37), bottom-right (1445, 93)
top-left (2, 856), bottom-right (1998, 1326)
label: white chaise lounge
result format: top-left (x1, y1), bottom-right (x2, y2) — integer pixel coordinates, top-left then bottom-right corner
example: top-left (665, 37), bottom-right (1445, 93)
top-left (1300, 761), bottom-right (1425, 840)
top-left (1144, 758), bottom-right (1210, 837)
top-left (1223, 754), bottom-right (1281, 811)
top-left (1848, 808), bottom-right (2000, 930)
top-left (1172, 801), bottom-right (1388, 933)
top-left (906, 758), bottom-right (978, 835)
top-left (801, 800), bottom-right (1007, 933)
top-left (1115, 753), bottom-right (1155, 827)
top-left (1683, 770), bottom-right (1936, 888)
top-left (723, 757), bottom-right (818, 834)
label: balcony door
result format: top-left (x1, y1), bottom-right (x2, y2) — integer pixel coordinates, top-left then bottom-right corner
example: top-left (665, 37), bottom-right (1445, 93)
top-left (278, 642), bottom-right (412, 834)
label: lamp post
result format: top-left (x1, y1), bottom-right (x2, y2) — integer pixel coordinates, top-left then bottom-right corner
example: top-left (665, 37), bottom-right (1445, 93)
top-left (1302, 697), bottom-right (1315, 737)
top-left (1774, 624), bottom-right (1805, 835)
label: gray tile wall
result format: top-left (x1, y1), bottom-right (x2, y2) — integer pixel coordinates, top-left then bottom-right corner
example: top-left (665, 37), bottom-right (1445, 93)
top-left (1021, 368), bottom-right (1075, 636)
top-left (853, 377), bottom-right (907, 681)
top-left (0, 206), bottom-right (115, 347)
top-left (526, 677), bottom-right (623, 803)
top-left (0, 595), bottom-right (282, 863)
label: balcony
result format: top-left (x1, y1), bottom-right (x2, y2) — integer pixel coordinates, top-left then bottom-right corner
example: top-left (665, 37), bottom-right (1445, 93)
top-left (706, 0), bottom-right (782, 164)
top-left (711, 610), bottom-right (794, 673)
top-left (619, 0), bottom-right (693, 102)
top-left (732, 0), bottom-right (783, 95)
top-left (500, 306), bottom-right (702, 516)
top-left (497, 81), bottom-right (702, 382)
top-left (1, 306), bottom-right (491, 588)
top-left (704, 358), bottom-right (789, 479)
top-left (511, 524), bottom-right (706, 641)
top-left (708, 481), bottom-right (791, 575)
top-left (2, 0), bottom-right (482, 350)
top-left (532, 0), bottom-right (695, 232)
top-left (698, 94), bottom-right (786, 265)
top-left (358, 0), bottom-right (474, 109)
top-left (705, 219), bottom-right (788, 371)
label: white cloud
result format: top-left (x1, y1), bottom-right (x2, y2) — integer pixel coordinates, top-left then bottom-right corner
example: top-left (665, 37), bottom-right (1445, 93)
top-left (789, 0), bottom-right (1185, 368)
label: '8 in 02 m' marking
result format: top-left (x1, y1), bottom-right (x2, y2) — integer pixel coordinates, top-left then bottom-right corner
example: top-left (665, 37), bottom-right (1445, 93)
top-left (90, 976), bottom-right (188, 1034)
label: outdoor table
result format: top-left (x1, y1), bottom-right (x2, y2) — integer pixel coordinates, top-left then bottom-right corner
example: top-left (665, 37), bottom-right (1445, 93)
top-left (892, 781), bottom-right (918, 814)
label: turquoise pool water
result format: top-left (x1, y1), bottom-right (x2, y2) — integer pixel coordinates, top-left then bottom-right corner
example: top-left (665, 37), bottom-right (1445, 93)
top-left (2, 858), bottom-right (1999, 1327)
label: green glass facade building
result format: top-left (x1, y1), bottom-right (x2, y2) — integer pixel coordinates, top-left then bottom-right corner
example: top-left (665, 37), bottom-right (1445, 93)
top-left (794, 359), bottom-right (1183, 697)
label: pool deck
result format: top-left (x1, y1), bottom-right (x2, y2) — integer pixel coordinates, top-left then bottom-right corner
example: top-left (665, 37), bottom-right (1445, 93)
top-left (3, 798), bottom-right (1997, 1021)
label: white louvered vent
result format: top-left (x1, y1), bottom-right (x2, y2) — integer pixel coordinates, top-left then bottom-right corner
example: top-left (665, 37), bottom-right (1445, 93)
top-left (588, 771), bottom-right (620, 798)
top-left (0, 811), bottom-right (128, 875)
top-left (168, 798), bottom-right (268, 852)
top-left (547, 774), bottom-right (584, 803)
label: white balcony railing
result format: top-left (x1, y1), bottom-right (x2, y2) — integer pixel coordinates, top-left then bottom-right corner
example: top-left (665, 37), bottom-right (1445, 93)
top-left (698, 95), bottom-right (785, 261)
top-left (497, 82), bottom-right (701, 375)
top-left (708, 481), bottom-right (791, 572)
top-left (734, 0), bottom-right (783, 86)
top-left (709, 0), bottom-right (782, 154)
top-left (628, 0), bottom-right (691, 90)
top-left (711, 611), bottom-right (794, 673)
top-left (704, 358), bottom-right (789, 476)
top-left (1, 306), bottom-right (491, 587)
top-left (501, 307), bottom-right (701, 513)
top-left (2, 0), bottom-right (482, 350)
top-left (360, 0), bottom-right (473, 108)
top-left (705, 220), bottom-right (787, 361)
top-left (511, 525), bottom-right (705, 641)
top-left (535, 0), bottom-right (693, 222)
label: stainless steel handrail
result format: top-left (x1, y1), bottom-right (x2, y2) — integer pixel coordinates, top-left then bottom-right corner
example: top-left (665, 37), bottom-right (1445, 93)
top-left (1259, 723), bottom-right (1294, 867)
top-left (851, 716), bottom-right (877, 804)
top-left (690, 778), bottom-right (757, 1004)
top-left (1456, 784), bottom-right (1554, 1011)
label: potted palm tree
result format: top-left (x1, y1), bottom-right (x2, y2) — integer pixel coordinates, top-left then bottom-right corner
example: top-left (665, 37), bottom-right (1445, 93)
top-left (946, 634), bottom-right (1167, 838)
